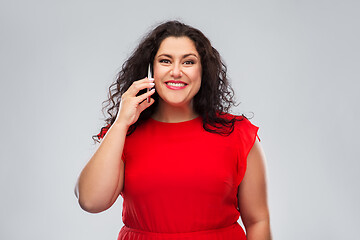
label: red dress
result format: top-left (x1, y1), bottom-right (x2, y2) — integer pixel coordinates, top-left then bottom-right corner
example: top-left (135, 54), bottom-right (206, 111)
top-left (99, 114), bottom-right (259, 240)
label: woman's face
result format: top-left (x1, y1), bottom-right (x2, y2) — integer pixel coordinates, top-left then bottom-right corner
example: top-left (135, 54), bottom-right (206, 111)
top-left (153, 36), bottom-right (202, 109)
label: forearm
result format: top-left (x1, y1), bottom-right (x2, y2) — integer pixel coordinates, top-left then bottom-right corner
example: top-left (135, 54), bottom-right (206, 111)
top-left (76, 122), bottom-right (128, 213)
top-left (245, 219), bottom-right (272, 240)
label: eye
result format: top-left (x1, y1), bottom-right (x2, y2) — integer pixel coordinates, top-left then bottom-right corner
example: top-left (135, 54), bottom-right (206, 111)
top-left (183, 60), bottom-right (195, 65)
top-left (159, 59), bottom-right (171, 64)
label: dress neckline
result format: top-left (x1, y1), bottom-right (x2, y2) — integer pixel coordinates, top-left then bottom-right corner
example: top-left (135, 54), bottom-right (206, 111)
top-left (148, 116), bottom-right (202, 125)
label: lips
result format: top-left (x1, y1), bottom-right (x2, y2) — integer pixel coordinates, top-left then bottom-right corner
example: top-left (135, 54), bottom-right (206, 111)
top-left (165, 80), bottom-right (188, 90)
top-left (165, 80), bottom-right (187, 85)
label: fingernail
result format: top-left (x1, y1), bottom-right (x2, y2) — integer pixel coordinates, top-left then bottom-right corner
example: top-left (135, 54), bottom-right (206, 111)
top-left (149, 82), bottom-right (155, 86)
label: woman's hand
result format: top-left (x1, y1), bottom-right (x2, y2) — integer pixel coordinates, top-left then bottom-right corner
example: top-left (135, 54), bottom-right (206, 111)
top-left (115, 77), bottom-right (155, 127)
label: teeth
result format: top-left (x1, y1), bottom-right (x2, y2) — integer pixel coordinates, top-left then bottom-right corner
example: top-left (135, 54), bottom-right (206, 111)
top-left (166, 82), bottom-right (186, 87)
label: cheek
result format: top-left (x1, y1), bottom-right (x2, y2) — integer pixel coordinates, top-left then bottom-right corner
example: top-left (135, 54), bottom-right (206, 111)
top-left (153, 66), bottom-right (168, 81)
top-left (188, 68), bottom-right (202, 84)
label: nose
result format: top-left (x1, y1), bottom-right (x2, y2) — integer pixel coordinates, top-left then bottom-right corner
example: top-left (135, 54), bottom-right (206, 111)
top-left (170, 64), bottom-right (182, 79)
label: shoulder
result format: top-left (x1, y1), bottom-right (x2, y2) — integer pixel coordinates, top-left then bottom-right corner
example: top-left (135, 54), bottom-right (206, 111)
top-left (216, 112), bottom-right (254, 126)
top-left (220, 112), bottom-right (260, 141)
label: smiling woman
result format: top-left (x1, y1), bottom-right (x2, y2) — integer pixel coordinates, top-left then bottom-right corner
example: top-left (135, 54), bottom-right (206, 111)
top-left (152, 36), bottom-right (202, 120)
top-left (75, 20), bottom-right (271, 240)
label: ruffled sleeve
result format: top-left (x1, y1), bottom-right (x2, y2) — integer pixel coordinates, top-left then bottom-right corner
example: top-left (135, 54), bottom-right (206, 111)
top-left (96, 124), bottom-right (126, 162)
top-left (236, 116), bottom-right (260, 186)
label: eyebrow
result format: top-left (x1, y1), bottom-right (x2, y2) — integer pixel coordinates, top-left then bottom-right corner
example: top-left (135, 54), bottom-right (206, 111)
top-left (157, 53), bottom-right (199, 59)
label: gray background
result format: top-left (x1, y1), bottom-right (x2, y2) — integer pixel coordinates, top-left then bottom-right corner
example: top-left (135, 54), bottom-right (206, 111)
top-left (1, 0), bottom-right (359, 239)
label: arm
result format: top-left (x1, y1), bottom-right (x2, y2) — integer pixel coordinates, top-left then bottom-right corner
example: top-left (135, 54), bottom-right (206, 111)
top-left (75, 122), bottom-right (127, 213)
top-left (75, 77), bottom-right (155, 213)
top-left (238, 138), bottom-right (272, 240)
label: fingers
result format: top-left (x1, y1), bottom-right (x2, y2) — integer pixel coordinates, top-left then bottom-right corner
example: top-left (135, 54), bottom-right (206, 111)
top-left (126, 78), bottom-right (155, 97)
top-left (136, 88), bottom-right (155, 104)
top-left (138, 97), bottom-right (155, 113)
top-left (115, 78), bottom-right (156, 127)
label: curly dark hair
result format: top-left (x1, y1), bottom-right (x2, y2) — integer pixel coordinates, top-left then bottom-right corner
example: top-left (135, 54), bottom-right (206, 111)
top-left (93, 20), bottom-right (246, 143)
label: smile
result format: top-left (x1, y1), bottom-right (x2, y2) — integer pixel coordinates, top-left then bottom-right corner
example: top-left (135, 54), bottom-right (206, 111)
top-left (165, 81), bottom-right (188, 90)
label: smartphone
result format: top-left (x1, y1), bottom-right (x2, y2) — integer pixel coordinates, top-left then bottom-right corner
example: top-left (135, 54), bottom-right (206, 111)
top-left (147, 63), bottom-right (154, 103)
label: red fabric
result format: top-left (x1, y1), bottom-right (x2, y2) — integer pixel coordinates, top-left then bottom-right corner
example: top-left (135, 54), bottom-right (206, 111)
top-left (97, 124), bottom-right (111, 140)
top-left (98, 114), bottom-right (259, 240)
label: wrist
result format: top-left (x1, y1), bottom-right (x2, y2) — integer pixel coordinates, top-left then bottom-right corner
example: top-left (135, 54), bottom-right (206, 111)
top-left (112, 119), bottom-right (130, 131)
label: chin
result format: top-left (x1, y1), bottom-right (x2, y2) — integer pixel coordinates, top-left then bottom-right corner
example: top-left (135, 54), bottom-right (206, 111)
top-left (162, 98), bottom-right (192, 108)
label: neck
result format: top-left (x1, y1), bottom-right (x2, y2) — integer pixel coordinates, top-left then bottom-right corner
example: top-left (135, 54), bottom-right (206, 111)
top-left (152, 99), bottom-right (199, 123)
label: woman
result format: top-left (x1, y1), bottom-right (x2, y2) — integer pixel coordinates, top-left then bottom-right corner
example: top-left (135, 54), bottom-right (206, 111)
top-left (75, 20), bottom-right (271, 240)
